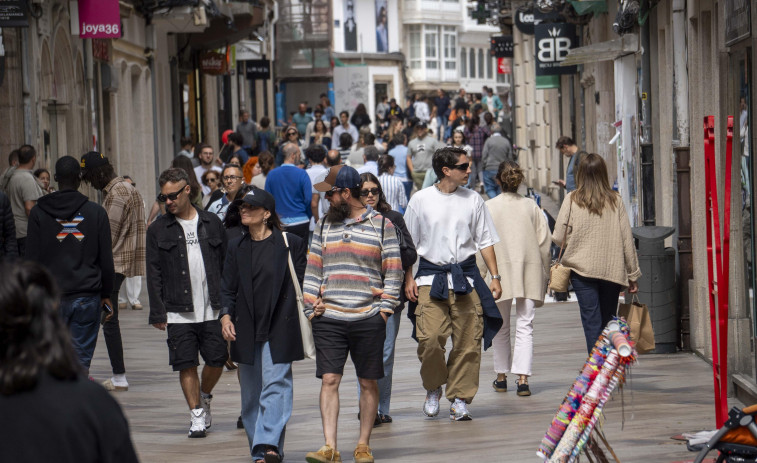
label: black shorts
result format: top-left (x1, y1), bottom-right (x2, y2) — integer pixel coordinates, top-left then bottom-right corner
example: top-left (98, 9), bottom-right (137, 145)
top-left (166, 320), bottom-right (228, 372)
top-left (311, 313), bottom-right (386, 380)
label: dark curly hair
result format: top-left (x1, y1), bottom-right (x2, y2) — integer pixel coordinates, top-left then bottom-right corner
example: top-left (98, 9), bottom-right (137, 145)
top-left (496, 160), bottom-right (524, 193)
top-left (81, 163), bottom-right (116, 191)
top-left (0, 262), bottom-right (81, 395)
top-left (432, 146), bottom-right (468, 179)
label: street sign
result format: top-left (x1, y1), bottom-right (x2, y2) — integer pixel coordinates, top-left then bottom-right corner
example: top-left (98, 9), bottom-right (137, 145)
top-left (534, 23), bottom-right (578, 76)
top-left (245, 59), bottom-right (270, 80)
top-left (490, 36), bottom-right (513, 58)
top-left (77, 0), bottom-right (121, 39)
top-left (514, 8), bottom-right (561, 35)
top-left (0, 0), bottom-right (29, 27)
top-left (200, 51), bottom-right (228, 75)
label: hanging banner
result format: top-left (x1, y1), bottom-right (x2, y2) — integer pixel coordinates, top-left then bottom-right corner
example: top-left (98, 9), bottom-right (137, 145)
top-left (375, 0), bottom-right (388, 52)
top-left (0, 0), bottom-right (29, 27)
top-left (535, 23), bottom-right (578, 76)
top-left (497, 58), bottom-right (512, 75)
top-left (490, 36), bottom-right (513, 58)
top-left (245, 59), bottom-right (270, 80)
top-left (200, 51), bottom-right (228, 75)
top-left (78, 0), bottom-right (121, 38)
top-left (343, 0), bottom-right (357, 51)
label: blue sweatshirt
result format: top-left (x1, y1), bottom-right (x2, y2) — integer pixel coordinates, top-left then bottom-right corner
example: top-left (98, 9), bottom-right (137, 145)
top-left (264, 164), bottom-right (313, 224)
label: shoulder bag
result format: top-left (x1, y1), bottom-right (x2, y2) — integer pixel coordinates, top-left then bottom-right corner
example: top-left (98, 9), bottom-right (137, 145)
top-left (548, 198), bottom-right (573, 293)
top-left (282, 232), bottom-right (316, 360)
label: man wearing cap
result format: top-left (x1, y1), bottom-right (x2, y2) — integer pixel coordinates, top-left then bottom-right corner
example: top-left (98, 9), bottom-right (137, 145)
top-left (26, 155), bottom-right (115, 374)
top-left (303, 165), bottom-right (403, 463)
top-left (80, 151), bottom-right (146, 392)
top-left (264, 142), bottom-right (313, 242)
top-left (404, 146), bottom-right (503, 422)
top-left (407, 123), bottom-right (442, 190)
top-left (146, 167), bottom-right (228, 438)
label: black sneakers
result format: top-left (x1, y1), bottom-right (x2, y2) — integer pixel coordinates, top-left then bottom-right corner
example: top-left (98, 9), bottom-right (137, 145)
top-left (516, 380), bottom-right (531, 397)
top-left (492, 378), bottom-right (507, 392)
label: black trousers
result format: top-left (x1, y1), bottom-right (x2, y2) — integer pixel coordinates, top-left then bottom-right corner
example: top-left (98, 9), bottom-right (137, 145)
top-left (102, 273), bottom-right (126, 375)
top-left (284, 222), bottom-right (310, 243)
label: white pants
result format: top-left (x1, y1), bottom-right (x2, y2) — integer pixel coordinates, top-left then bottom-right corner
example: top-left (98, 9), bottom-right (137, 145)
top-left (118, 276), bottom-right (142, 306)
top-left (492, 298), bottom-right (535, 376)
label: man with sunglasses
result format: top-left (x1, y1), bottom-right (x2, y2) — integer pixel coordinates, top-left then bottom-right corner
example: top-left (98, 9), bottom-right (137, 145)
top-left (146, 168), bottom-right (228, 438)
top-left (304, 165), bottom-right (403, 463)
top-left (404, 146), bottom-right (503, 422)
top-left (80, 151), bottom-right (145, 393)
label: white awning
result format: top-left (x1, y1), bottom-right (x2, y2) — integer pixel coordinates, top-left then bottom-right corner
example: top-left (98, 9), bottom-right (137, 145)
top-left (561, 33), bottom-right (639, 66)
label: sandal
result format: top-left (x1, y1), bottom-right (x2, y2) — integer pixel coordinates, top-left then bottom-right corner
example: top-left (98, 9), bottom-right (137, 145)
top-left (264, 446), bottom-right (282, 463)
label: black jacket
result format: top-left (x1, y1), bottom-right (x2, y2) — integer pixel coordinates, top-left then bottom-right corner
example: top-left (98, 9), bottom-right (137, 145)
top-left (26, 190), bottom-right (114, 298)
top-left (147, 208), bottom-right (227, 324)
top-left (220, 229), bottom-right (307, 365)
top-left (0, 191), bottom-right (17, 259)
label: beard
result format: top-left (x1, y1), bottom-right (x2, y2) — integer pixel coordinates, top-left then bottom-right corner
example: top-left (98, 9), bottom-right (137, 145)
top-left (326, 200), bottom-right (351, 223)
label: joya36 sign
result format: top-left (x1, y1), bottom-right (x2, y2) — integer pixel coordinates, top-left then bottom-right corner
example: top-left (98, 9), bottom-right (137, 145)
top-left (77, 0), bottom-right (121, 39)
top-left (534, 23), bottom-right (578, 76)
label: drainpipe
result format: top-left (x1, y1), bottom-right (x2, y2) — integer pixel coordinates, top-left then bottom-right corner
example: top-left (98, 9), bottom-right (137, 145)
top-left (147, 23), bottom-right (160, 194)
top-left (269, 0), bottom-right (279, 122)
top-left (672, 0), bottom-right (688, 146)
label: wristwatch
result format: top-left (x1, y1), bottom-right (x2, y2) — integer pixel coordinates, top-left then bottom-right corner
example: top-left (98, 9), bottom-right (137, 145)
top-left (491, 274), bottom-right (502, 281)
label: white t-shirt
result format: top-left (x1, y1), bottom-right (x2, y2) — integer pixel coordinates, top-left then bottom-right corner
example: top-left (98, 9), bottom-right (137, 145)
top-left (404, 185), bottom-right (499, 287)
top-left (168, 213), bottom-right (215, 323)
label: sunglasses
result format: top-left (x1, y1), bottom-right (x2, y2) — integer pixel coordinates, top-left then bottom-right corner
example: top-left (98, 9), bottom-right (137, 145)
top-left (223, 175), bottom-right (243, 181)
top-left (325, 188), bottom-right (343, 197)
top-left (360, 187), bottom-right (380, 197)
top-left (207, 177), bottom-right (219, 183)
top-left (287, 132), bottom-right (298, 136)
top-left (450, 162), bottom-right (470, 171)
top-left (157, 184), bottom-right (187, 203)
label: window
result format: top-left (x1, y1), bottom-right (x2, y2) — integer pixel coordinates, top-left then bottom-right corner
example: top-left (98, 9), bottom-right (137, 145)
top-left (409, 25), bottom-right (421, 69)
top-left (425, 26), bottom-right (438, 69)
top-left (487, 54), bottom-right (493, 79)
top-left (461, 47), bottom-right (467, 77)
top-left (478, 49), bottom-right (484, 78)
top-left (443, 26), bottom-right (456, 70)
top-left (469, 47), bottom-right (475, 78)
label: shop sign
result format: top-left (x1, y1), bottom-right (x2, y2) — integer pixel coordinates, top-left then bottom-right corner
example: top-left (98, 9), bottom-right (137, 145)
top-left (78, 0), bottom-right (121, 38)
top-left (200, 51), bottom-right (227, 75)
top-left (92, 39), bottom-right (111, 63)
top-left (535, 23), bottom-right (578, 76)
top-left (245, 59), bottom-right (270, 80)
top-left (514, 7), bottom-right (561, 35)
top-left (490, 36), bottom-right (513, 58)
top-left (497, 58), bottom-right (511, 75)
top-left (0, 0), bottom-right (29, 27)
top-left (725, 0), bottom-right (751, 46)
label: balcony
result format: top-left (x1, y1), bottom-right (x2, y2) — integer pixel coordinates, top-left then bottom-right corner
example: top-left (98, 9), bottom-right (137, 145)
top-left (275, 0), bottom-right (332, 80)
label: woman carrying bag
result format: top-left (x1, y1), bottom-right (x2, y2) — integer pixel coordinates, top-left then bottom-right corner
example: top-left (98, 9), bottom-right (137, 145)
top-left (479, 161), bottom-right (551, 397)
top-left (552, 153), bottom-right (641, 354)
top-left (220, 187), bottom-right (307, 463)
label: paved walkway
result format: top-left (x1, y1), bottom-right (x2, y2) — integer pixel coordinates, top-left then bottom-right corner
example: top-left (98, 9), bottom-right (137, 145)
top-left (91, 294), bottom-right (734, 463)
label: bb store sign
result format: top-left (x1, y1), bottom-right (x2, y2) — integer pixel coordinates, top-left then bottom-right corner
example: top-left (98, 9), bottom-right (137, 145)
top-left (534, 23), bottom-right (578, 76)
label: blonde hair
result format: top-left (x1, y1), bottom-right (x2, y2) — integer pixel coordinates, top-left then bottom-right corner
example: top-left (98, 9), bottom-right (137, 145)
top-left (496, 160), bottom-right (524, 193)
top-left (573, 153), bottom-right (618, 216)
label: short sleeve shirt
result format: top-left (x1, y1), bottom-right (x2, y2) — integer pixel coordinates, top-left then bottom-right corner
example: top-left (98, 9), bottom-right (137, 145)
top-left (7, 169), bottom-right (44, 238)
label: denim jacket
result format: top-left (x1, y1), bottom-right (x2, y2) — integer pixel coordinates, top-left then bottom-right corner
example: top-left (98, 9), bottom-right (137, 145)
top-left (147, 208), bottom-right (227, 324)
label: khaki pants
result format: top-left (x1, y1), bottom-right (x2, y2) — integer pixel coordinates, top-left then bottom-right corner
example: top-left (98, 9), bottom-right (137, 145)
top-left (411, 170), bottom-right (426, 190)
top-left (416, 286), bottom-right (483, 403)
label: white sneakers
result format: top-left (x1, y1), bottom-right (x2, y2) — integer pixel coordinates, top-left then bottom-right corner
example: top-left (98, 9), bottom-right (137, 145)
top-left (188, 408), bottom-right (207, 438)
top-left (449, 398), bottom-right (472, 421)
top-left (200, 393), bottom-right (212, 428)
top-left (423, 387), bottom-right (443, 417)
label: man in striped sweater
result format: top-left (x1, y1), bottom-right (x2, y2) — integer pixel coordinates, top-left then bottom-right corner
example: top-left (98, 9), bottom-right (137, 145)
top-left (303, 165), bottom-right (403, 463)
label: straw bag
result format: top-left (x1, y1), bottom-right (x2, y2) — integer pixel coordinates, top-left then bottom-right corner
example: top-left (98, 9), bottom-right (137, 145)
top-left (283, 232), bottom-right (316, 360)
top-left (549, 199), bottom-right (573, 293)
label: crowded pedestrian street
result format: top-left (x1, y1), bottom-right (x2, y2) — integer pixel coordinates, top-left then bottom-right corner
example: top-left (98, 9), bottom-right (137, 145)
top-left (87, 286), bottom-right (728, 463)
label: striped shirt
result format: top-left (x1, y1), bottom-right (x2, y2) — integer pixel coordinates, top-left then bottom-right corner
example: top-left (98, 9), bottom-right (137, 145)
top-left (303, 208), bottom-right (403, 321)
top-left (379, 173), bottom-right (408, 213)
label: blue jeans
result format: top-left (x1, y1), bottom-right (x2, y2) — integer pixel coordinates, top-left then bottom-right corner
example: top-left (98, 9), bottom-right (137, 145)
top-left (59, 295), bottom-right (101, 369)
top-left (570, 272), bottom-right (622, 354)
top-left (238, 342), bottom-right (293, 460)
top-left (357, 307), bottom-right (403, 415)
top-left (437, 116), bottom-right (447, 141)
top-left (402, 181), bottom-right (413, 202)
top-left (483, 170), bottom-right (501, 199)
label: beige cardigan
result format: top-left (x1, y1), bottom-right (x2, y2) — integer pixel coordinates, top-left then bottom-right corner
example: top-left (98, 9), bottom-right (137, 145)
top-left (477, 193), bottom-right (551, 306)
top-left (552, 192), bottom-right (642, 287)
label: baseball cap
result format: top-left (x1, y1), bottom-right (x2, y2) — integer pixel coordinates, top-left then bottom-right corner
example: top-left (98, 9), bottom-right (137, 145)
top-left (80, 151), bottom-right (109, 170)
top-left (233, 187), bottom-right (276, 211)
top-left (313, 165), bottom-right (361, 192)
top-left (416, 121), bottom-right (428, 129)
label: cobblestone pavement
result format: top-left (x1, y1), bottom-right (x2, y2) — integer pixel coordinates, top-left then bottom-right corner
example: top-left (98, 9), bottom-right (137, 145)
top-left (90, 292), bottom-right (733, 463)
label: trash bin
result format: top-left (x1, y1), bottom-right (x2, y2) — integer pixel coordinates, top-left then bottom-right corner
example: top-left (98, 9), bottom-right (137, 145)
top-left (629, 226), bottom-right (678, 353)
